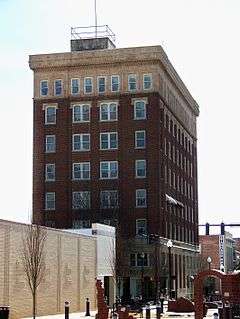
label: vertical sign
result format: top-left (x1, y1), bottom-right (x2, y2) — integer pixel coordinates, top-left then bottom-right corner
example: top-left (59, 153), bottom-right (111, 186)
top-left (219, 235), bottom-right (225, 270)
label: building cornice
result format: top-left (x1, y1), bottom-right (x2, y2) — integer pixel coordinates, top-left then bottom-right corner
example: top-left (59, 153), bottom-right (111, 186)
top-left (29, 45), bottom-right (199, 116)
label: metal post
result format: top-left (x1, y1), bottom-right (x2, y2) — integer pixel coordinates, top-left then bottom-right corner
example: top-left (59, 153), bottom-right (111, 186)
top-left (94, 0), bottom-right (97, 37)
top-left (65, 301), bottom-right (69, 319)
top-left (156, 302), bottom-right (161, 319)
top-left (160, 296), bottom-right (164, 313)
top-left (85, 298), bottom-right (90, 316)
top-left (168, 246), bottom-right (172, 299)
top-left (141, 253), bottom-right (145, 302)
top-left (146, 303), bottom-right (151, 319)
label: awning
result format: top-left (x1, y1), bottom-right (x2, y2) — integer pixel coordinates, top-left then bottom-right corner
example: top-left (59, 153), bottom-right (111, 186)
top-left (166, 194), bottom-right (184, 208)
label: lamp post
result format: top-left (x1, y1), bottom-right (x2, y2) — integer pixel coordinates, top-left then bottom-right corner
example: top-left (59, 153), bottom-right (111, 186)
top-left (141, 252), bottom-right (145, 302)
top-left (207, 256), bottom-right (212, 270)
top-left (167, 240), bottom-right (173, 299)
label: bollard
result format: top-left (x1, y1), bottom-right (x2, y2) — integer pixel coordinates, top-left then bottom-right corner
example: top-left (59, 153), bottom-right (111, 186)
top-left (160, 297), bottom-right (164, 314)
top-left (85, 298), bottom-right (90, 316)
top-left (146, 303), bottom-right (151, 319)
top-left (156, 302), bottom-right (161, 319)
top-left (65, 301), bottom-right (69, 319)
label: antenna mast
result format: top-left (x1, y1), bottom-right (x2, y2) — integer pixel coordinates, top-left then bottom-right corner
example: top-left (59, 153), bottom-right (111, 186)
top-left (94, 0), bottom-right (98, 38)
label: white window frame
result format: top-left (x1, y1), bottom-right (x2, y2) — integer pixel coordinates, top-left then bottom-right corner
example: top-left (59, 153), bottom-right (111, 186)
top-left (111, 75), bottom-right (120, 92)
top-left (54, 79), bottom-right (63, 96)
top-left (72, 104), bottom-right (90, 123)
top-left (136, 189), bottom-right (147, 208)
top-left (134, 100), bottom-right (146, 120)
top-left (71, 78), bottom-right (80, 95)
top-left (84, 77), bottom-right (93, 94)
top-left (100, 190), bottom-right (118, 209)
top-left (135, 130), bottom-right (146, 149)
top-left (40, 80), bottom-right (48, 96)
top-left (45, 105), bottom-right (57, 125)
top-left (100, 102), bottom-right (118, 122)
top-left (72, 191), bottom-right (91, 210)
top-left (100, 161), bottom-right (118, 179)
top-left (72, 134), bottom-right (90, 152)
top-left (45, 192), bottom-right (55, 210)
top-left (100, 132), bottom-right (118, 150)
top-left (45, 135), bottom-right (56, 153)
top-left (45, 163), bottom-right (55, 182)
top-left (136, 219), bottom-right (147, 235)
top-left (135, 160), bottom-right (146, 178)
top-left (143, 74), bottom-right (152, 90)
top-left (128, 74), bottom-right (137, 91)
top-left (97, 76), bottom-right (107, 93)
top-left (72, 162), bottom-right (90, 180)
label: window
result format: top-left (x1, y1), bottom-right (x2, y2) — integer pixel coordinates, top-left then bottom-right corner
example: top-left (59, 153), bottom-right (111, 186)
top-left (100, 161), bottom-right (118, 179)
top-left (45, 192), bottom-right (55, 210)
top-left (130, 253), bottom-right (149, 267)
top-left (71, 78), bottom-right (80, 95)
top-left (134, 100), bottom-right (146, 120)
top-left (135, 160), bottom-right (146, 178)
top-left (100, 132), bottom-right (118, 150)
top-left (45, 106), bottom-right (56, 124)
top-left (72, 134), bottom-right (90, 151)
top-left (111, 75), bottom-right (120, 92)
top-left (72, 162), bottom-right (90, 180)
top-left (136, 189), bottom-right (147, 207)
top-left (72, 104), bottom-right (90, 123)
top-left (54, 79), bottom-right (62, 96)
top-left (100, 190), bottom-right (118, 208)
top-left (143, 74), bottom-right (152, 90)
top-left (72, 219), bottom-right (91, 229)
top-left (45, 164), bottom-right (55, 181)
top-left (135, 131), bottom-right (146, 149)
top-left (136, 219), bottom-right (147, 235)
top-left (45, 135), bottom-right (56, 153)
top-left (84, 77), bottom-right (93, 94)
top-left (100, 102), bottom-right (118, 121)
top-left (128, 74), bottom-right (137, 91)
top-left (98, 77), bottom-right (106, 93)
top-left (40, 80), bottom-right (48, 96)
top-left (72, 191), bottom-right (90, 209)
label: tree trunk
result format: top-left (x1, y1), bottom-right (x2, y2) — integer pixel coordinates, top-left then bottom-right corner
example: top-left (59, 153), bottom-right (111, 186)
top-left (33, 290), bottom-right (36, 319)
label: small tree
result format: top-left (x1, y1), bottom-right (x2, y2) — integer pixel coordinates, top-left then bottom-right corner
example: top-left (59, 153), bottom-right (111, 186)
top-left (21, 224), bottom-right (47, 319)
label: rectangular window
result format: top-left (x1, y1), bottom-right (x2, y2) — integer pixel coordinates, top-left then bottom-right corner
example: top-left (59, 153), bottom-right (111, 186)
top-left (71, 78), bottom-right (80, 95)
top-left (134, 100), bottom-right (146, 120)
top-left (136, 219), bottom-right (147, 235)
top-left (130, 254), bottom-right (136, 267)
top-left (72, 219), bottom-right (91, 229)
top-left (100, 161), bottom-right (118, 179)
top-left (45, 135), bottom-right (56, 153)
top-left (84, 77), bottom-right (93, 94)
top-left (98, 76), bottom-right (106, 93)
top-left (100, 102), bottom-right (118, 121)
top-left (54, 79), bottom-right (62, 96)
top-left (72, 134), bottom-right (90, 151)
top-left (100, 132), bottom-right (118, 150)
top-left (128, 74), bottom-right (137, 91)
top-left (45, 106), bottom-right (56, 124)
top-left (45, 192), bottom-right (55, 210)
top-left (72, 104), bottom-right (90, 123)
top-left (135, 160), bottom-right (146, 178)
top-left (136, 253), bottom-right (149, 267)
top-left (135, 131), bottom-right (146, 149)
top-left (72, 162), bottom-right (90, 180)
top-left (45, 164), bottom-right (55, 181)
top-left (40, 80), bottom-right (48, 96)
top-left (111, 75), bottom-right (120, 92)
top-left (136, 189), bottom-right (147, 207)
top-left (72, 191), bottom-right (90, 209)
top-left (100, 190), bottom-right (118, 209)
top-left (143, 74), bottom-right (152, 90)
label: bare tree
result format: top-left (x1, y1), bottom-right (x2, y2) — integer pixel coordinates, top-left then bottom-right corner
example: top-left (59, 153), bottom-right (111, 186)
top-left (21, 224), bottom-right (47, 319)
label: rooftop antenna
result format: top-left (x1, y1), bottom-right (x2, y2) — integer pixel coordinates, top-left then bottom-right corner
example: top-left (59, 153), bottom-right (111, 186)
top-left (94, 0), bottom-right (98, 38)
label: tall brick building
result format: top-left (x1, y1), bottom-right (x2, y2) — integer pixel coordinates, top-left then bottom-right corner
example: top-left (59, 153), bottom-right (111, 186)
top-left (29, 28), bottom-right (200, 299)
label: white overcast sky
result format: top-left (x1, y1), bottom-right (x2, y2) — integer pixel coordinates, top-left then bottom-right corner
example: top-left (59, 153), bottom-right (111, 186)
top-left (0, 0), bottom-right (240, 236)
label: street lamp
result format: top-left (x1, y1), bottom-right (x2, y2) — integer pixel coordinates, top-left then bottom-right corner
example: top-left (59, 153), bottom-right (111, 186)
top-left (207, 256), bottom-right (212, 270)
top-left (167, 240), bottom-right (173, 299)
top-left (141, 252), bottom-right (145, 302)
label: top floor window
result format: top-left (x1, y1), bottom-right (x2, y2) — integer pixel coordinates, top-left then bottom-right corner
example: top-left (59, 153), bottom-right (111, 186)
top-left (71, 78), bottom-right (80, 95)
top-left (111, 75), bottom-right (120, 92)
top-left (84, 77), bottom-right (93, 94)
top-left (45, 106), bottom-right (56, 124)
top-left (54, 79), bottom-right (62, 96)
top-left (98, 77), bottom-right (106, 93)
top-left (134, 100), bottom-right (146, 120)
top-left (100, 102), bottom-right (118, 121)
top-left (143, 74), bottom-right (152, 90)
top-left (40, 80), bottom-right (48, 96)
top-left (72, 104), bottom-right (90, 123)
top-left (128, 74), bottom-right (137, 91)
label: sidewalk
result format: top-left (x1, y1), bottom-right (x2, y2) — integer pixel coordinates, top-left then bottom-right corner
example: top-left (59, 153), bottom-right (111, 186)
top-left (23, 311), bottom-right (97, 319)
